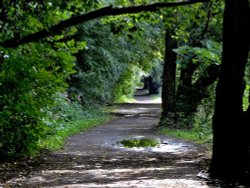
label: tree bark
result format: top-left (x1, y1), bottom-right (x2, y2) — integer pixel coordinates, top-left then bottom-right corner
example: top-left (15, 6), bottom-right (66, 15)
top-left (176, 64), bottom-right (220, 117)
top-left (161, 32), bottom-right (177, 120)
top-left (179, 63), bottom-right (198, 87)
top-left (209, 0), bottom-right (250, 182)
top-left (175, 62), bottom-right (198, 115)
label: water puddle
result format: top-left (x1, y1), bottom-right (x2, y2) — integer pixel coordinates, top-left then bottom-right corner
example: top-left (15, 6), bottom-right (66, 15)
top-left (114, 136), bottom-right (190, 154)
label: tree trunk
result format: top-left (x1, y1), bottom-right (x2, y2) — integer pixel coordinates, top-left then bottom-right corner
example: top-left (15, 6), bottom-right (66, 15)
top-left (161, 32), bottom-right (177, 120)
top-left (179, 63), bottom-right (197, 88)
top-left (175, 61), bottom-right (198, 114)
top-left (175, 63), bottom-right (219, 118)
top-left (209, 0), bottom-right (250, 182)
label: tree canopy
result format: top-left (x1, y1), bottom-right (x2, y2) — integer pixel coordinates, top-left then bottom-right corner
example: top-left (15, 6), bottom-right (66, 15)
top-left (0, 0), bottom-right (207, 48)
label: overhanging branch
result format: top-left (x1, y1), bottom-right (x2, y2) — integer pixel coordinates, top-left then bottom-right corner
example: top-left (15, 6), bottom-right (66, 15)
top-left (1, 0), bottom-right (209, 48)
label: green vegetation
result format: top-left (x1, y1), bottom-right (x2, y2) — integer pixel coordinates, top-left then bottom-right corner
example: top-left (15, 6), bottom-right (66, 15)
top-left (38, 94), bottom-right (111, 151)
top-left (161, 84), bottom-right (215, 146)
top-left (39, 117), bottom-right (110, 151)
top-left (0, 1), bottom-right (163, 160)
top-left (114, 95), bottom-right (136, 103)
top-left (0, 43), bottom-right (77, 159)
top-left (120, 138), bottom-right (160, 148)
top-left (0, 0), bottom-right (249, 182)
top-left (161, 128), bottom-right (212, 145)
top-left (243, 61), bottom-right (250, 111)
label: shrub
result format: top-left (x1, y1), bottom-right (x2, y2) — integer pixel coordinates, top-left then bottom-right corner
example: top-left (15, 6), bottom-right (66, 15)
top-left (0, 43), bottom-right (75, 160)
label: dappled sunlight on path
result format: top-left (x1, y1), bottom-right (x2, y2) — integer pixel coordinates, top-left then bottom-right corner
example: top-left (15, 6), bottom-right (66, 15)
top-left (0, 94), bottom-right (213, 188)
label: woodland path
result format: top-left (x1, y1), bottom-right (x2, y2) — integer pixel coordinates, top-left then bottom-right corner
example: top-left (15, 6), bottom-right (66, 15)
top-left (0, 93), bottom-right (214, 188)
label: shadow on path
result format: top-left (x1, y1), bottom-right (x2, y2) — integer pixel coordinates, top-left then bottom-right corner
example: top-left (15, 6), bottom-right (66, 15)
top-left (0, 93), bottom-right (216, 188)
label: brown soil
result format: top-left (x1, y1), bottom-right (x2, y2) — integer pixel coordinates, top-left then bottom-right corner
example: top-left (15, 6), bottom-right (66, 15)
top-left (0, 95), bottom-right (215, 188)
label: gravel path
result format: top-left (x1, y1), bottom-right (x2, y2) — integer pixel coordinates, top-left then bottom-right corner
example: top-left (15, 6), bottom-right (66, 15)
top-left (0, 96), bottom-right (213, 188)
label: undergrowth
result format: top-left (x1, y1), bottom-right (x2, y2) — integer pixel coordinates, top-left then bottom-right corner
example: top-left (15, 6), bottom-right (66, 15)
top-left (160, 86), bottom-right (215, 148)
top-left (39, 117), bottom-right (110, 150)
top-left (38, 93), bottom-right (111, 151)
top-left (160, 127), bottom-right (212, 146)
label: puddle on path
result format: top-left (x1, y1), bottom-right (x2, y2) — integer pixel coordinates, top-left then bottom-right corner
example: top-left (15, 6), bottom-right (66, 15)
top-left (112, 136), bottom-right (190, 154)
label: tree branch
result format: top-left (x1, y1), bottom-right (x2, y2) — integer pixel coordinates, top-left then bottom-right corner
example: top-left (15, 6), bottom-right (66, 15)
top-left (201, 1), bottom-right (213, 37)
top-left (1, 0), bottom-right (208, 48)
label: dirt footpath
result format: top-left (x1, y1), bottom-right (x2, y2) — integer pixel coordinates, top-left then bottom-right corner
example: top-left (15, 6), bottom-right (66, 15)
top-left (0, 96), bottom-right (213, 188)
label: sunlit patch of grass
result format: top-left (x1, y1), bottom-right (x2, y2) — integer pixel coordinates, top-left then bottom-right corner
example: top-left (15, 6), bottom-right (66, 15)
top-left (39, 116), bottom-right (110, 150)
top-left (120, 138), bottom-right (160, 148)
top-left (114, 95), bottom-right (136, 103)
top-left (160, 128), bottom-right (212, 147)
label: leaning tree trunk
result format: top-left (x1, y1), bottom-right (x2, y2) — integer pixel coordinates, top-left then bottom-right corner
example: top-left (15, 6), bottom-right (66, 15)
top-left (209, 0), bottom-right (250, 182)
top-left (161, 32), bottom-right (177, 123)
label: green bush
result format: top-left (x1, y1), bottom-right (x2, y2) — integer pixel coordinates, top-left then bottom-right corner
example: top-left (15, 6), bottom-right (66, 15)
top-left (112, 65), bottom-right (140, 102)
top-left (0, 44), bottom-right (75, 160)
top-left (68, 22), bottom-right (128, 106)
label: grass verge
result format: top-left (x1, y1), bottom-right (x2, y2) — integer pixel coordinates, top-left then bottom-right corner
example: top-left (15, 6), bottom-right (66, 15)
top-left (39, 116), bottom-right (110, 151)
top-left (160, 127), bottom-right (212, 147)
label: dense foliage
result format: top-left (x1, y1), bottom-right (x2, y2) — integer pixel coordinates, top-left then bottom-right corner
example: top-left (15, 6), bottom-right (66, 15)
top-left (0, 0), bottom-right (163, 160)
top-left (0, 42), bottom-right (83, 159)
top-left (68, 20), bottom-right (161, 105)
top-left (0, 1), bottom-right (97, 159)
top-left (1, 3), bottom-right (249, 183)
top-left (159, 0), bottom-right (224, 130)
